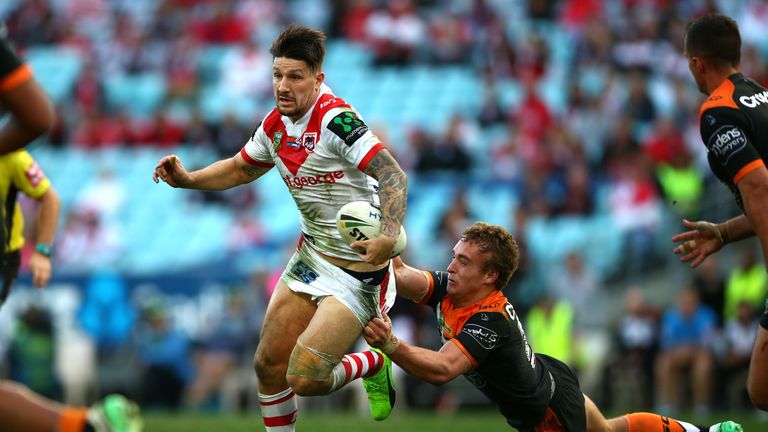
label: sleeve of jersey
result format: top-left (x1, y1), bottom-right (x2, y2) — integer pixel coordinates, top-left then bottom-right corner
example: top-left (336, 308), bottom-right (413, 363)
top-left (701, 106), bottom-right (764, 184)
top-left (239, 124), bottom-right (275, 168)
top-left (323, 107), bottom-right (384, 170)
top-left (0, 32), bottom-right (30, 93)
top-left (420, 271), bottom-right (448, 309)
top-left (11, 151), bottom-right (50, 198)
top-left (452, 312), bottom-right (510, 368)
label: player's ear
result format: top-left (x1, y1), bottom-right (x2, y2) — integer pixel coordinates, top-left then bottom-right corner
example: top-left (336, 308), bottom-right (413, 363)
top-left (315, 71), bottom-right (325, 88)
top-left (484, 270), bottom-right (499, 287)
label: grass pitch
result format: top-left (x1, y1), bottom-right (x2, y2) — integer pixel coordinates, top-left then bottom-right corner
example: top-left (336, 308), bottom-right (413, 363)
top-left (144, 410), bottom-right (765, 431)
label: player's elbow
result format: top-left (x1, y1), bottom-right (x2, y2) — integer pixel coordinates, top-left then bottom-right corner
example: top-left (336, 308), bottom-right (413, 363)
top-left (423, 365), bottom-right (457, 386)
top-left (20, 99), bottom-right (55, 138)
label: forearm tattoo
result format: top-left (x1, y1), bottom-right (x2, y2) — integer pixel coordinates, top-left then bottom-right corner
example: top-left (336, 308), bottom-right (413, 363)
top-left (365, 150), bottom-right (407, 238)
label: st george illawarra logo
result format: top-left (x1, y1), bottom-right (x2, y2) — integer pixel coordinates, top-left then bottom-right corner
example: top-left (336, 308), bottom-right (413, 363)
top-left (302, 132), bottom-right (317, 154)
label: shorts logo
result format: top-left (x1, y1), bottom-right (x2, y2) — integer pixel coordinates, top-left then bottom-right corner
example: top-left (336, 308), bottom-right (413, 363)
top-left (272, 131), bottom-right (283, 151)
top-left (291, 261), bottom-right (319, 284)
top-left (328, 111), bottom-right (369, 146)
top-left (302, 132), bottom-right (317, 154)
top-left (462, 323), bottom-right (498, 350)
top-left (708, 125), bottom-right (747, 165)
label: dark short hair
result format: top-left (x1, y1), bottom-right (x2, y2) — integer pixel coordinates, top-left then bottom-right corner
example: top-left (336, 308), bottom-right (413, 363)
top-left (461, 222), bottom-right (520, 290)
top-left (685, 13), bottom-right (741, 68)
top-left (270, 24), bottom-right (326, 73)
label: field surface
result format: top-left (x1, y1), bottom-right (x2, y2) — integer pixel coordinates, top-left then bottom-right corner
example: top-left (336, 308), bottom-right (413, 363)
top-left (144, 411), bottom-right (766, 432)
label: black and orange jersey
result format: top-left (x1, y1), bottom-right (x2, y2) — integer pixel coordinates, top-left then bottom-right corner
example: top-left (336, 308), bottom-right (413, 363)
top-left (699, 73), bottom-right (768, 211)
top-left (420, 271), bottom-right (554, 431)
top-left (0, 24), bottom-right (31, 93)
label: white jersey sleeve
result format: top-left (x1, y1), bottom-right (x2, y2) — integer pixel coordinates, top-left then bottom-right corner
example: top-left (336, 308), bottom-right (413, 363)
top-left (240, 119), bottom-right (275, 166)
top-left (322, 107), bottom-right (385, 170)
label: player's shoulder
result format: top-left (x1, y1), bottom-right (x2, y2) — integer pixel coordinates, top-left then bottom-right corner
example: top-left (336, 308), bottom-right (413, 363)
top-left (699, 78), bottom-right (739, 118)
top-left (0, 148), bottom-right (32, 164)
top-left (472, 291), bottom-right (511, 319)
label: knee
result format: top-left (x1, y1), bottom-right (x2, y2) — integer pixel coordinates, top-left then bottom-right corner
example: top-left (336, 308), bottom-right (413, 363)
top-left (286, 374), bottom-right (322, 396)
top-left (253, 346), bottom-right (285, 382)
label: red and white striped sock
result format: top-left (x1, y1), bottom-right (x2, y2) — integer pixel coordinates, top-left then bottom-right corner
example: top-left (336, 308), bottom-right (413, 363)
top-left (329, 350), bottom-right (385, 392)
top-left (259, 388), bottom-right (298, 432)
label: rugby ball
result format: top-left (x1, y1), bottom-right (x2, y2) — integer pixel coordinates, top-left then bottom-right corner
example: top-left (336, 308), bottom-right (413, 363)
top-left (336, 201), bottom-right (407, 258)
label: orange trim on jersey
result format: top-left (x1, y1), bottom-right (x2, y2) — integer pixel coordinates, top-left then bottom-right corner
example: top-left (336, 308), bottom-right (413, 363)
top-left (0, 64), bottom-right (32, 93)
top-left (533, 407), bottom-right (566, 432)
top-left (699, 78), bottom-right (738, 119)
top-left (415, 271), bottom-right (435, 305)
top-left (450, 338), bottom-right (478, 368)
top-left (240, 147), bottom-right (274, 167)
top-left (357, 143), bottom-right (385, 170)
top-left (733, 159), bottom-right (765, 184)
top-left (440, 290), bottom-right (508, 342)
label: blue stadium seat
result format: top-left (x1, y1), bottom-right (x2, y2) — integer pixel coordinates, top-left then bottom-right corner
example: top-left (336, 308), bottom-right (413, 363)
top-left (25, 46), bottom-right (83, 102)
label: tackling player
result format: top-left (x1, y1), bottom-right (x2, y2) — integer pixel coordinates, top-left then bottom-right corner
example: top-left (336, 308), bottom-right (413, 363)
top-left (153, 25), bottom-right (408, 429)
top-left (0, 23), bottom-right (142, 432)
top-left (366, 222), bottom-right (742, 432)
top-left (671, 13), bottom-right (768, 410)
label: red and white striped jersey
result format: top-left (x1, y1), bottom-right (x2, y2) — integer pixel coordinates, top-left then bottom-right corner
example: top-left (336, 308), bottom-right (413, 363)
top-left (240, 84), bottom-right (385, 261)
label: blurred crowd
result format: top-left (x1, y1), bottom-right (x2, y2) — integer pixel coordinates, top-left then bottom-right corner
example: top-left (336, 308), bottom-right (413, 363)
top-left (2, 0), bottom-right (768, 418)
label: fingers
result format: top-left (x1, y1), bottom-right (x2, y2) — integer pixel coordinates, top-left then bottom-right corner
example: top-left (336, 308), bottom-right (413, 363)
top-left (671, 230), bottom-right (697, 243)
top-left (153, 155), bottom-right (178, 184)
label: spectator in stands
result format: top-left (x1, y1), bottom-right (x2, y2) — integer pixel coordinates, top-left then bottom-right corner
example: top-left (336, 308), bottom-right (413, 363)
top-left (364, 0), bottom-right (427, 66)
top-left (413, 116), bottom-right (473, 174)
top-left (525, 292), bottom-right (575, 366)
top-left (692, 256), bottom-right (727, 328)
top-left (655, 286), bottom-right (716, 415)
top-left (7, 305), bottom-right (59, 399)
top-left (724, 246), bottom-right (767, 322)
top-left (605, 287), bottom-right (660, 411)
top-left (720, 301), bottom-right (759, 411)
top-left (134, 300), bottom-right (193, 411)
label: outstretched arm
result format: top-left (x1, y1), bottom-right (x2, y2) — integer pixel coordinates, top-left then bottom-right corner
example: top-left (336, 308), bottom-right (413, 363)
top-left (391, 257), bottom-right (430, 303)
top-left (153, 152), bottom-right (270, 190)
top-left (364, 313), bottom-right (472, 385)
top-left (356, 149), bottom-right (407, 265)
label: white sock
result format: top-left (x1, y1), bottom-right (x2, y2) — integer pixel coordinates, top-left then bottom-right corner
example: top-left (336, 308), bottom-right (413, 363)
top-left (329, 350), bottom-right (384, 392)
top-left (259, 388), bottom-right (298, 432)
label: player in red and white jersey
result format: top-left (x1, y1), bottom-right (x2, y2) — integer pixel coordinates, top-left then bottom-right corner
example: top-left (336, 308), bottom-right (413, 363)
top-left (153, 25), bottom-right (410, 429)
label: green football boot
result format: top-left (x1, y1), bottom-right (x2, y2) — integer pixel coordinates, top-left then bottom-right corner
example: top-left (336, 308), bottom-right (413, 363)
top-left (362, 348), bottom-right (396, 421)
top-left (711, 421), bottom-right (743, 432)
top-left (87, 394), bottom-right (143, 432)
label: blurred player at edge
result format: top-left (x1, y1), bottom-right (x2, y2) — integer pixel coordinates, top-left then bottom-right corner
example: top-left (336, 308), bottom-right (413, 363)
top-left (0, 23), bottom-right (143, 432)
top-left (153, 25), bottom-right (416, 429)
top-left (366, 222), bottom-right (742, 432)
top-left (671, 13), bottom-right (768, 411)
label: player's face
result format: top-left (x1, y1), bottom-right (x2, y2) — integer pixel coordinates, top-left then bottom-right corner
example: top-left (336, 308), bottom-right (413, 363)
top-left (272, 57), bottom-right (324, 121)
top-left (446, 239), bottom-right (495, 301)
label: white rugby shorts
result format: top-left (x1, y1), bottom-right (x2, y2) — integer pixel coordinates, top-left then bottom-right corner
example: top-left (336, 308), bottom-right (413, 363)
top-left (280, 238), bottom-right (396, 327)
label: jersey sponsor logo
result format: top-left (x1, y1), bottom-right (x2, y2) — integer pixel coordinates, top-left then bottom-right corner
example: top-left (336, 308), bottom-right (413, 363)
top-left (272, 131), bottom-right (283, 151)
top-left (462, 323), bottom-right (499, 350)
top-left (25, 161), bottom-right (44, 187)
top-left (739, 90), bottom-right (768, 108)
top-left (290, 260), bottom-right (319, 284)
top-left (286, 136), bottom-right (301, 149)
top-left (328, 111), bottom-right (369, 146)
top-left (319, 97), bottom-right (337, 110)
top-left (507, 304), bottom-right (535, 368)
top-left (282, 171), bottom-right (345, 189)
top-left (302, 132), bottom-right (317, 154)
top-left (464, 370), bottom-right (486, 389)
top-left (707, 125), bottom-right (747, 165)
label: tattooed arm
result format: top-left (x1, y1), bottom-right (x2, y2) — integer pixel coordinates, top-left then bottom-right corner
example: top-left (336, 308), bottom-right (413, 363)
top-left (354, 149), bottom-right (407, 264)
top-left (153, 152), bottom-right (270, 190)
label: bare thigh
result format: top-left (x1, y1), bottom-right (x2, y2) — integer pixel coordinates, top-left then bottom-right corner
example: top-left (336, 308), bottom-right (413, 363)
top-left (255, 281), bottom-right (317, 390)
top-left (297, 294), bottom-right (364, 359)
top-left (584, 393), bottom-right (627, 432)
